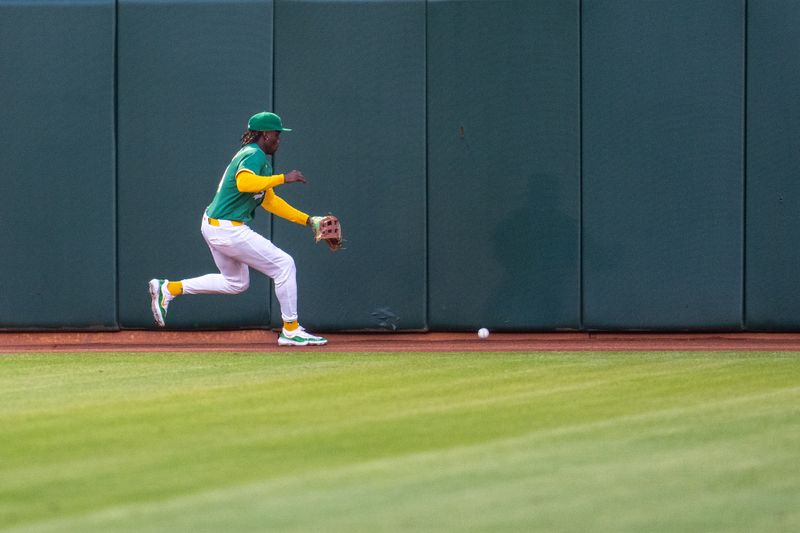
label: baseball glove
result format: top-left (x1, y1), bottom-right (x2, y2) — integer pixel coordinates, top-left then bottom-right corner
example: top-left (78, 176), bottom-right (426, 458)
top-left (309, 215), bottom-right (343, 251)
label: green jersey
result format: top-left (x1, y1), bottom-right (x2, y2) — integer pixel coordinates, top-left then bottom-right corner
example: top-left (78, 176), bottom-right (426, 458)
top-left (206, 144), bottom-right (271, 222)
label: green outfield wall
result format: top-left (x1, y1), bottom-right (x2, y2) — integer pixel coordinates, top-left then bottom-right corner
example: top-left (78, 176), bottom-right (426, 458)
top-left (0, 0), bottom-right (116, 329)
top-left (582, 0), bottom-right (745, 330)
top-left (116, 0), bottom-right (275, 329)
top-left (272, 0), bottom-right (427, 331)
top-left (0, 0), bottom-right (797, 332)
top-left (427, 0), bottom-right (580, 331)
top-left (745, 0), bottom-right (800, 330)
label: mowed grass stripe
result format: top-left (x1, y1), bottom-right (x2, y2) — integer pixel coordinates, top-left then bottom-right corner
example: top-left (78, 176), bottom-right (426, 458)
top-left (0, 352), bottom-right (798, 532)
top-left (9, 391), bottom-right (798, 533)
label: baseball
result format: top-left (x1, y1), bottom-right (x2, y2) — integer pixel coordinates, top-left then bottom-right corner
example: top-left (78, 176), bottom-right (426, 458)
top-left (478, 328), bottom-right (490, 339)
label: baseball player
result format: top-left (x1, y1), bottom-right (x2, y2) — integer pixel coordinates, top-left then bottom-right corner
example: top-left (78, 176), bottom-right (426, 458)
top-left (149, 112), bottom-right (341, 346)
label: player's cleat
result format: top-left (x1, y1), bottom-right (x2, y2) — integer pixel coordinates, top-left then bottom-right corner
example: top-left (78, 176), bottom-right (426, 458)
top-left (148, 279), bottom-right (173, 327)
top-left (278, 326), bottom-right (327, 346)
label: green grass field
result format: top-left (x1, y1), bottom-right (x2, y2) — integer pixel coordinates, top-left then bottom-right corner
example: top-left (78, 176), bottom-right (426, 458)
top-left (1, 351), bottom-right (798, 532)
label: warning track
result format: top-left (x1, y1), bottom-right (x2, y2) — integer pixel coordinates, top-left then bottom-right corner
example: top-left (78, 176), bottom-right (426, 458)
top-left (2, 331), bottom-right (800, 353)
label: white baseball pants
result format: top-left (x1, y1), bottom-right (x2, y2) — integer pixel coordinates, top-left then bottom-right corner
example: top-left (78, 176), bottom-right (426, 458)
top-left (181, 214), bottom-right (298, 322)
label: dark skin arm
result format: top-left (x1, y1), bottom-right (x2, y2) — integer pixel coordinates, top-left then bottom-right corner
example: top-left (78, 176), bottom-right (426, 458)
top-left (284, 170), bottom-right (306, 184)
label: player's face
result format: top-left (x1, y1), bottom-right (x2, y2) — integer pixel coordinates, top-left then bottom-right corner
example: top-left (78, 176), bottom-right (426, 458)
top-left (262, 131), bottom-right (281, 155)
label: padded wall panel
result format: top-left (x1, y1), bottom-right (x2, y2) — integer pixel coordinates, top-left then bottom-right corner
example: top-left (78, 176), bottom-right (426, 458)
top-left (117, 0), bottom-right (274, 329)
top-left (582, 0), bottom-right (744, 330)
top-left (427, 0), bottom-right (581, 331)
top-left (745, 0), bottom-right (800, 330)
top-left (273, 0), bottom-right (426, 331)
top-left (0, 0), bottom-right (116, 329)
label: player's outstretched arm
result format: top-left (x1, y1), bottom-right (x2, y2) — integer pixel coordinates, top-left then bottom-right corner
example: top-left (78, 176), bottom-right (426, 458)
top-left (261, 189), bottom-right (310, 225)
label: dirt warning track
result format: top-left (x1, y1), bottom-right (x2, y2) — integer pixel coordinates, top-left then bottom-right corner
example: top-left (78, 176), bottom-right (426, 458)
top-left (2, 331), bottom-right (800, 353)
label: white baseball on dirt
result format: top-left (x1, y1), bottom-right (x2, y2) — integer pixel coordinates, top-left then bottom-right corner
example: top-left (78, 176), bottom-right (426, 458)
top-left (478, 328), bottom-right (489, 339)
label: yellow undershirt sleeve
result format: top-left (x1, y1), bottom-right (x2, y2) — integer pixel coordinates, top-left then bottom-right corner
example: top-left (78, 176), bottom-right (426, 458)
top-left (261, 189), bottom-right (310, 226)
top-left (236, 169), bottom-right (285, 192)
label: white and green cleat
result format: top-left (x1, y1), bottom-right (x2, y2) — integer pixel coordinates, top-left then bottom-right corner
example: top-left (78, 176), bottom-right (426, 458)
top-left (148, 278), bottom-right (173, 327)
top-left (278, 326), bottom-right (328, 346)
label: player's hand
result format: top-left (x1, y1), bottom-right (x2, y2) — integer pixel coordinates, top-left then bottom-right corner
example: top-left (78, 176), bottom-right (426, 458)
top-left (284, 170), bottom-right (306, 184)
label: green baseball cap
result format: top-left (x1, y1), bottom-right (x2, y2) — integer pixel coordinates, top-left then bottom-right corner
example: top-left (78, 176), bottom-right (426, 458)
top-left (247, 111), bottom-right (292, 132)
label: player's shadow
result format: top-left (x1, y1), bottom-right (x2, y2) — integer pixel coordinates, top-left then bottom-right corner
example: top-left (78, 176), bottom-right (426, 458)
top-left (484, 173), bottom-right (580, 329)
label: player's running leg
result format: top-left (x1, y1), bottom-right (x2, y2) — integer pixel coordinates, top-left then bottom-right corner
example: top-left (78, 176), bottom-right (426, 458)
top-left (226, 226), bottom-right (326, 346)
